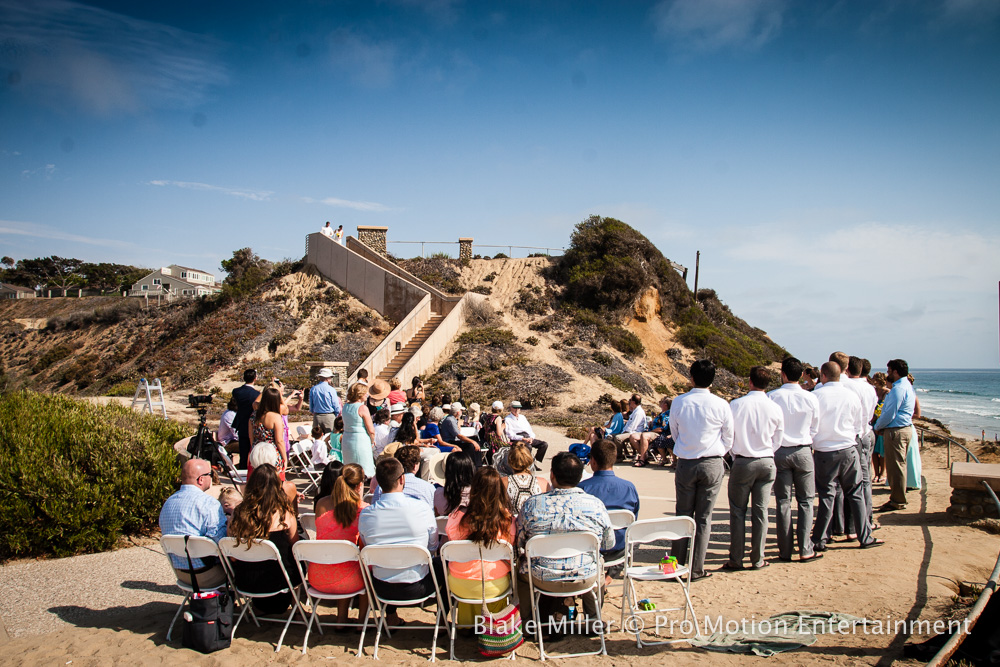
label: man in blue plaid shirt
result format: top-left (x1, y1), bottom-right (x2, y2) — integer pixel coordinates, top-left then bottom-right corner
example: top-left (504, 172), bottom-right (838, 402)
top-left (159, 458), bottom-right (228, 588)
top-left (517, 452), bottom-right (614, 628)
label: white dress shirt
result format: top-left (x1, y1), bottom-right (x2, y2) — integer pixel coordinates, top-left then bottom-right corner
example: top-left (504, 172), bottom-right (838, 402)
top-left (729, 391), bottom-right (784, 457)
top-left (848, 376), bottom-right (878, 433)
top-left (812, 381), bottom-right (864, 452)
top-left (768, 383), bottom-right (820, 448)
top-left (621, 405), bottom-right (647, 434)
top-left (504, 413), bottom-right (536, 441)
top-left (669, 388), bottom-right (734, 459)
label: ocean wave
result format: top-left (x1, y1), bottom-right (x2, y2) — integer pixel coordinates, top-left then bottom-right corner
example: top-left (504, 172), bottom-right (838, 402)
top-left (935, 406), bottom-right (1000, 419)
top-left (916, 388), bottom-right (928, 393)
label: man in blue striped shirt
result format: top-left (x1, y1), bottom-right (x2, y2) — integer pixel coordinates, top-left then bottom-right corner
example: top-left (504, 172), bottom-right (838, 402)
top-left (873, 359), bottom-right (916, 511)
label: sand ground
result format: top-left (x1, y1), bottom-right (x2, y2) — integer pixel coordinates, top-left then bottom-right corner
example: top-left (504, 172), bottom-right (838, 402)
top-left (1, 424), bottom-right (996, 666)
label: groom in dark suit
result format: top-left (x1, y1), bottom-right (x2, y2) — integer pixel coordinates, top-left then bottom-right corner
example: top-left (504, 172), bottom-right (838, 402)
top-left (232, 369), bottom-right (260, 470)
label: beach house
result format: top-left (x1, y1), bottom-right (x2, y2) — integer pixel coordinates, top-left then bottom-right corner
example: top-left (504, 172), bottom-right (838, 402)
top-left (128, 265), bottom-right (222, 300)
top-left (0, 283), bottom-right (37, 299)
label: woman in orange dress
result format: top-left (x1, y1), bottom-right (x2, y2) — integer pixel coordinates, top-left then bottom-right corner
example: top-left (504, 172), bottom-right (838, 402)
top-left (309, 463), bottom-right (369, 628)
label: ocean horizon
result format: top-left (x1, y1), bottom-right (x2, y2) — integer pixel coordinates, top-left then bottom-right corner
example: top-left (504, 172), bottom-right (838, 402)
top-left (909, 368), bottom-right (1000, 440)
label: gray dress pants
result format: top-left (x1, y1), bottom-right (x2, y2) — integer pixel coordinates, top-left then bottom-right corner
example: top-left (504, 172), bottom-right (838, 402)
top-left (727, 456), bottom-right (776, 568)
top-left (773, 445), bottom-right (815, 559)
top-left (812, 446), bottom-right (873, 549)
top-left (673, 456), bottom-right (724, 578)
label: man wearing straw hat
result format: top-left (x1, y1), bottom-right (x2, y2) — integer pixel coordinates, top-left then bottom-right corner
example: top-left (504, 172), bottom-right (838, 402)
top-left (310, 368), bottom-right (342, 432)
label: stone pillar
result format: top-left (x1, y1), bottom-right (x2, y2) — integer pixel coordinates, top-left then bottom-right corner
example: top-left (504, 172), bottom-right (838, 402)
top-left (357, 226), bottom-right (388, 256)
top-left (459, 237), bottom-right (474, 263)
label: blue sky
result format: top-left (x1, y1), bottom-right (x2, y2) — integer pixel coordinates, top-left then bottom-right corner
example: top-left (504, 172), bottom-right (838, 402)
top-left (1, 0), bottom-right (998, 369)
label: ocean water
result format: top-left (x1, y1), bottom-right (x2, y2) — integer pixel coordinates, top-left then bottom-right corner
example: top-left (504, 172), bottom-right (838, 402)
top-left (909, 369), bottom-right (1000, 440)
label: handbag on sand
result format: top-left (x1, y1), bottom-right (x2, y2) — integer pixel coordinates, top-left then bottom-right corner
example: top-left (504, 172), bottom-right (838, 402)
top-left (476, 545), bottom-right (524, 657)
top-left (181, 536), bottom-right (233, 653)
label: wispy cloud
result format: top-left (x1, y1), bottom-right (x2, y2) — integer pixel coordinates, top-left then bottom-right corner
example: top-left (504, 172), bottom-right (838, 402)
top-left (21, 164), bottom-right (56, 179)
top-left (147, 180), bottom-right (273, 201)
top-left (302, 196), bottom-right (392, 212)
top-left (327, 29), bottom-right (399, 88)
top-left (0, 219), bottom-right (136, 249)
top-left (651, 0), bottom-right (787, 52)
top-left (0, 0), bottom-right (228, 115)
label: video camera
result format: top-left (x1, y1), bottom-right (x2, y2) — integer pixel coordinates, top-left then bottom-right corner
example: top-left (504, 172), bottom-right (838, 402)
top-left (186, 394), bottom-right (216, 463)
top-left (188, 394), bottom-right (214, 409)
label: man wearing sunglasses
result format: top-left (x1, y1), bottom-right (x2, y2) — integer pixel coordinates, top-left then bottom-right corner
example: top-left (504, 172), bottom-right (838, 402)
top-left (159, 458), bottom-right (229, 587)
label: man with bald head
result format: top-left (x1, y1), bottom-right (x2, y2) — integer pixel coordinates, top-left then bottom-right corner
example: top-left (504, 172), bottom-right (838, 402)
top-left (159, 458), bottom-right (229, 587)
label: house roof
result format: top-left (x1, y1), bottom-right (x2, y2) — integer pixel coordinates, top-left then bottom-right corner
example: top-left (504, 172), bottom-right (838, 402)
top-left (0, 283), bottom-right (35, 293)
top-left (168, 264), bottom-right (213, 274)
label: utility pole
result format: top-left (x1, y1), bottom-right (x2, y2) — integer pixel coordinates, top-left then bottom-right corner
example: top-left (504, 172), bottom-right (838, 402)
top-left (693, 251), bottom-right (701, 301)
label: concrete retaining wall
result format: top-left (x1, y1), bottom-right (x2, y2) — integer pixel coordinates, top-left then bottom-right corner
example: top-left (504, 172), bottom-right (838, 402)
top-left (346, 237), bottom-right (460, 315)
top-left (351, 294), bottom-right (432, 385)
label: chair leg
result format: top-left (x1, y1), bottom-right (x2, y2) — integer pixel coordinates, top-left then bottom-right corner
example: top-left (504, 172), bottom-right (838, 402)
top-left (357, 602), bottom-right (373, 657)
top-left (276, 603), bottom-right (298, 652)
top-left (591, 588), bottom-right (607, 656)
top-left (166, 593), bottom-right (189, 641)
top-left (302, 603), bottom-right (319, 655)
top-left (429, 605), bottom-right (442, 662)
top-left (530, 585), bottom-right (546, 662)
top-left (448, 601), bottom-right (458, 661)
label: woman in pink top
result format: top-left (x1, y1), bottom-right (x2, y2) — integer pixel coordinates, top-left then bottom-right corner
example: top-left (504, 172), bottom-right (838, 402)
top-left (445, 467), bottom-right (516, 626)
top-left (309, 463), bottom-right (369, 628)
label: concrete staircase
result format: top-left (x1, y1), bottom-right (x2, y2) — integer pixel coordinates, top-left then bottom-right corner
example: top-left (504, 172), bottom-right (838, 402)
top-left (377, 312), bottom-right (444, 381)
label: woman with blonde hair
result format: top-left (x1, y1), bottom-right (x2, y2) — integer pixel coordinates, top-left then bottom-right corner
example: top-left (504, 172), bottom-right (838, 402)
top-left (250, 387), bottom-right (288, 476)
top-left (446, 466), bottom-right (516, 626)
top-left (311, 463), bottom-right (370, 627)
top-left (387, 377), bottom-right (407, 405)
top-left (228, 464), bottom-right (301, 615)
top-left (341, 382), bottom-right (377, 478)
top-left (502, 444), bottom-right (549, 513)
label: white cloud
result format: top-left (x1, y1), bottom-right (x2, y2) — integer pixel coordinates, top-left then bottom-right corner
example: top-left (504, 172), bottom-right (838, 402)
top-left (651, 0), bottom-right (787, 52)
top-left (0, 0), bottom-right (228, 115)
top-left (0, 219), bottom-right (135, 249)
top-left (21, 164), bottom-right (57, 179)
top-left (302, 196), bottom-right (392, 212)
top-left (147, 180), bottom-right (273, 201)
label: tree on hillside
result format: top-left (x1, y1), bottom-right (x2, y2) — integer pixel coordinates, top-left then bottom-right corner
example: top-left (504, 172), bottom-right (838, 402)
top-left (220, 248), bottom-right (272, 299)
top-left (1, 257), bottom-right (13, 269)
top-left (81, 262), bottom-right (150, 294)
top-left (5, 256), bottom-right (84, 295)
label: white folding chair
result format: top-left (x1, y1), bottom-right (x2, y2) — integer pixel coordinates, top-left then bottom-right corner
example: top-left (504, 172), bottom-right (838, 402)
top-left (603, 509), bottom-right (636, 572)
top-left (290, 441), bottom-right (323, 494)
top-left (159, 535), bottom-right (238, 642)
top-left (620, 516), bottom-right (699, 647)
top-left (439, 540), bottom-right (518, 661)
top-left (218, 537), bottom-right (310, 652)
top-left (216, 445), bottom-right (248, 487)
top-left (299, 512), bottom-right (317, 540)
top-left (524, 532), bottom-right (607, 660)
top-left (359, 544), bottom-right (446, 661)
top-left (363, 492), bottom-right (374, 505)
top-left (436, 516), bottom-right (450, 544)
top-left (292, 540), bottom-right (374, 655)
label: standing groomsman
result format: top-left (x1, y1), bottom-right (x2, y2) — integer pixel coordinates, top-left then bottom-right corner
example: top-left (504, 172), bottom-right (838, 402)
top-left (722, 366), bottom-right (783, 571)
top-left (670, 360), bottom-right (733, 581)
top-left (769, 357), bottom-right (822, 562)
top-left (873, 359), bottom-right (916, 511)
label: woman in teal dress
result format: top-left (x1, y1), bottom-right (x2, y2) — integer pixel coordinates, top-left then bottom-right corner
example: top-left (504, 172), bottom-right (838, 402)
top-left (341, 382), bottom-right (377, 479)
top-left (906, 375), bottom-right (923, 491)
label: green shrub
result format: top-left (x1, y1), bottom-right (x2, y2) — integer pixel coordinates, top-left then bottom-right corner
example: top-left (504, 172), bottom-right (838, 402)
top-left (592, 351), bottom-right (614, 367)
top-left (602, 374), bottom-right (633, 392)
top-left (457, 327), bottom-right (516, 347)
top-left (470, 285), bottom-right (493, 295)
top-left (493, 253), bottom-right (508, 259)
top-left (0, 391), bottom-right (189, 559)
top-left (526, 336), bottom-right (539, 346)
top-left (654, 383), bottom-right (670, 395)
top-left (566, 425), bottom-right (590, 441)
top-left (31, 344), bottom-right (76, 374)
top-left (430, 251), bottom-right (452, 259)
top-left (483, 272), bottom-right (497, 282)
top-left (604, 326), bottom-right (644, 357)
top-left (529, 320), bottom-right (553, 333)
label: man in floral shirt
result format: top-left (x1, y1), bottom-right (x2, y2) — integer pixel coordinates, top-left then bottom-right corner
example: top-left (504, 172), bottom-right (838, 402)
top-left (517, 452), bottom-right (614, 629)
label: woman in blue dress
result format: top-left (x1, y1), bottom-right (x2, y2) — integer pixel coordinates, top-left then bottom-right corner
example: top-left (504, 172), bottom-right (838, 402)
top-left (341, 382), bottom-right (377, 479)
top-left (906, 375), bottom-right (923, 491)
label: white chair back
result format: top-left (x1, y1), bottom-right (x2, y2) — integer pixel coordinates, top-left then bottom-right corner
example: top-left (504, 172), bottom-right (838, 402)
top-left (161, 534), bottom-right (224, 564)
top-left (293, 539), bottom-right (361, 567)
top-left (525, 531), bottom-right (599, 561)
top-left (625, 516), bottom-right (695, 545)
top-left (436, 515), bottom-right (449, 539)
top-left (219, 536), bottom-right (282, 564)
top-left (440, 539), bottom-right (513, 567)
top-left (360, 543), bottom-right (432, 571)
top-left (216, 445), bottom-right (248, 484)
top-left (608, 509), bottom-right (636, 530)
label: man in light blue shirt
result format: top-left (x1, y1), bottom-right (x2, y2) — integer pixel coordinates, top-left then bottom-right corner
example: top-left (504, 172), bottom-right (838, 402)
top-left (873, 359), bottom-right (916, 511)
top-left (369, 446), bottom-right (436, 509)
top-left (310, 368), bottom-right (342, 432)
top-left (159, 458), bottom-right (228, 588)
top-left (359, 458), bottom-right (444, 624)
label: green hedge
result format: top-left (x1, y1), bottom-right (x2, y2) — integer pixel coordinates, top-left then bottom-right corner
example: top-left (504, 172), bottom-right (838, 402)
top-left (0, 391), bottom-right (189, 560)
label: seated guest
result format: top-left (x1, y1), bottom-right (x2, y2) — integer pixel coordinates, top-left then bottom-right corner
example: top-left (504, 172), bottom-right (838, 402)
top-left (372, 407), bottom-right (393, 457)
top-left (247, 438), bottom-right (300, 509)
top-left (516, 452), bottom-right (614, 625)
top-left (504, 401), bottom-right (548, 464)
top-left (388, 412), bottom-right (438, 479)
top-left (434, 451), bottom-right (475, 516)
top-left (387, 377), bottom-right (407, 406)
top-left (613, 394), bottom-right (646, 462)
top-left (632, 397), bottom-right (673, 467)
top-left (441, 402), bottom-right (483, 466)
top-left (218, 398), bottom-right (239, 450)
top-left (359, 458), bottom-right (443, 626)
top-left (159, 458), bottom-right (229, 588)
top-left (421, 407), bottom-right (449, 449)
top-left (303, 425), bottom-right (332, 467)
top-left (311, 463), bottom-right (370, 627)
top-left (218, 487), bottom-right (242, 517)
top-left (406, 376), bottom-right (425, 403)
top-left (464, 402), bottom-right (483, 432)
top-left (313, 461), bottom-right (344, 513)
top-left (578, 439), bottom-right (639, 584)
top-left (502, 444), bottom-right (550, 513)
top-left (228, 464), bottom-right (302, 615)
top-left (587, 400), bottom-right (625, 446)
top-left (446, 467), bottom-right (516, 626)
top-left (371, 445), bottom-right (436, 509)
